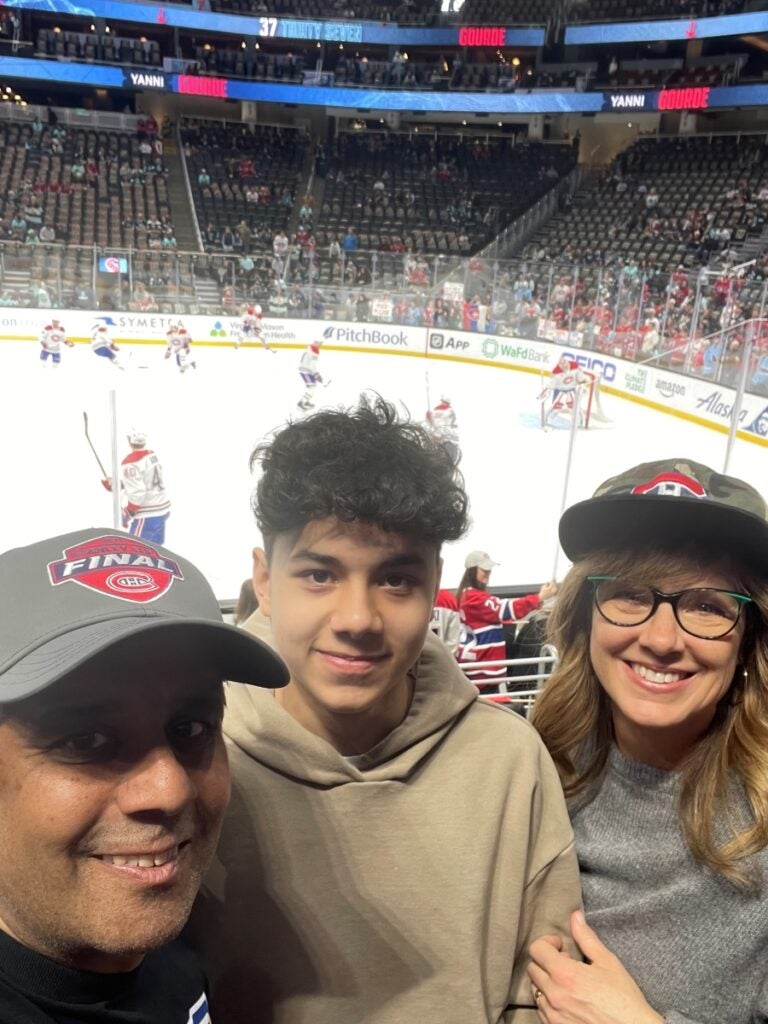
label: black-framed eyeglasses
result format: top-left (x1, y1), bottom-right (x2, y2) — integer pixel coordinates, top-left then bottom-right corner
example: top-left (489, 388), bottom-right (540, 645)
top-left (587, 576), bottom-right (752, 640)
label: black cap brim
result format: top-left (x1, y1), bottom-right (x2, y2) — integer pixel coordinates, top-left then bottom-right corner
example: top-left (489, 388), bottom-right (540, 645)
top-left (559, 493), bottom-right (768, 574)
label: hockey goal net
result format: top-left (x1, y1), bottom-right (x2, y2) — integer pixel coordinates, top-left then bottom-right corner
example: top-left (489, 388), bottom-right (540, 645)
top-left (540, 370), bottom-right (611, 429)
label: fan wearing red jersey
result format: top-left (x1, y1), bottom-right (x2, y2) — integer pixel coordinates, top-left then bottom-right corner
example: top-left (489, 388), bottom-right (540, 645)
top-left (457, 551), bottom-right (557, 691)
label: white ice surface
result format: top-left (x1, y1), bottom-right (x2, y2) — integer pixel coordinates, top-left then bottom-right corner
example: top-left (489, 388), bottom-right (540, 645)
top-left (1, 340), bottom-right (764, 598)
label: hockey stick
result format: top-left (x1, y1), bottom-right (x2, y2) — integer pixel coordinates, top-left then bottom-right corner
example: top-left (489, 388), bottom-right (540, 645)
top-left (83, 412), bottom-right (109, 477)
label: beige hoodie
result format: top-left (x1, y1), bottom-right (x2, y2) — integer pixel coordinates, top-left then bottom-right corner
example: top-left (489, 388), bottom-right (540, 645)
top-left (188, 611), bottom-right (580, 1024)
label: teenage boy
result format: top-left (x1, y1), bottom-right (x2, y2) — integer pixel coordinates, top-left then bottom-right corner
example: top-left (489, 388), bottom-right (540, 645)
top-left (191, 397), bottom-right (580, 1024)
top-left (0, 528), bottom-right (287, 1023)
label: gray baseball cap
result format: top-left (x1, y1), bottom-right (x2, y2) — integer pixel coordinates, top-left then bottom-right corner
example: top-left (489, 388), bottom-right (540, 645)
top-left (559, 458), bottom-right (768, 573)
top-left (0, 529), bottom-right (289, 702)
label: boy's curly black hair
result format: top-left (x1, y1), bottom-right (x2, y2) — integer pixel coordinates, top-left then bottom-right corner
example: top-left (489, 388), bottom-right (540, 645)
top-left (250, 396), bottom-right (469, 554)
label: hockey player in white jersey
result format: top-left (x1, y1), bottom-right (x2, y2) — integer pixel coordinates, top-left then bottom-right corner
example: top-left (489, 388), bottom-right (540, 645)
top-left (426, 395), bottom-right (460, 461)
top-left (165, 322), bottom-right (197, 373)
top-left (235, 304), bottom-right (275, 353)
top-left (91, 322), bottom-right (121, 367)
top-left (39, 318), bottom-right (73, 368)
top-left (101, 428), bottom-right (171, 543)
top-left (297, 339), bottom-right (324, 411)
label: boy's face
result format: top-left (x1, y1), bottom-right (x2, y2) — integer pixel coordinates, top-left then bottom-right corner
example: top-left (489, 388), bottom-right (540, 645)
top-left (253, 518), bottom-right (440, 740)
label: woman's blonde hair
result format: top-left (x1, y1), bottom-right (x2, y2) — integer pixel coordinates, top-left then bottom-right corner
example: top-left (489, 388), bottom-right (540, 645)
top-left (532, 543), bottom-right (768, 888)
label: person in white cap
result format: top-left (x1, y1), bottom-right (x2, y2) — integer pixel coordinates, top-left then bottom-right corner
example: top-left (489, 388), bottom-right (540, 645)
top-left (456, 550), bottom-right (557, 690)
top-left (0, 528), bottom-right (287, 1023)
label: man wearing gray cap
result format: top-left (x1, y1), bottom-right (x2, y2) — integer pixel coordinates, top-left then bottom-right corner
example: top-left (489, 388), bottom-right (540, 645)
top-left (0, 528), bottom-right (287, 1023)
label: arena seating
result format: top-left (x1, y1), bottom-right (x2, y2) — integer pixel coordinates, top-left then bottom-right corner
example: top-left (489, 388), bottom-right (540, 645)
top-left (0, 122), bottom-right (170, 249)
top-left (181, 120), bottom-right (309, 254)
top-left (35, 28), bottom-right (161, 66)
top-left (565, 0), bottom-right (744, 21)
top-left (458, 0), bottom-right (558, 24)
top-left (192, 45), bottom-right (305, 82)
top-left (314, 133), bottom-right (576, 262)
top-left (208, 0), bottom-right (440, 23)
top-left (521, 135), bottom-right (768, 272)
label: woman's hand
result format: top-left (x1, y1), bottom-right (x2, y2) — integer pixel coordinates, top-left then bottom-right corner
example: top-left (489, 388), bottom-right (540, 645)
top-left (527, 911), bottom-right (665, 1024)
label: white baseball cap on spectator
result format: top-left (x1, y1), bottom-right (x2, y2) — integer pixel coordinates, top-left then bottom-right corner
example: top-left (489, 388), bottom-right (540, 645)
top-left (464, 550), bottom-right (499, 572)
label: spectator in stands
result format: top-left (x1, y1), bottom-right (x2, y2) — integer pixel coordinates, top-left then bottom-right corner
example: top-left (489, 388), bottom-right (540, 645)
top-left (456, 550), bottom-right (557, 692)
top-left (236, 219), bottom-right (252, 250)
top-left (530, 458), bottom-right (768, 1024)
top-left (272, 230), bottom-right (289, 260)
top-left (39, 223), bottom-right (56, 244)
top-left (342, 226), bottom-right (358, 253)
top-left (187, 397), bottom-right (581, 1024)
top-left (71, 159), bottom-right (86, 183)
top-left (9, 212), bottom-right (26, 239)
top-left (220, 226), bottom-right (236, 253)
top-left (197, 168), bottom-right (211, 188)
top-left (328, 236), bottom-right (341, 261)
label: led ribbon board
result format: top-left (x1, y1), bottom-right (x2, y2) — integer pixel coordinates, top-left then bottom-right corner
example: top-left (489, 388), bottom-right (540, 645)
top-left (565, 10), bottom-right (768, 44)
top-left (2, 56), bottom-right (767, 113)
top-left (5, 0), bottom-right (545, 45)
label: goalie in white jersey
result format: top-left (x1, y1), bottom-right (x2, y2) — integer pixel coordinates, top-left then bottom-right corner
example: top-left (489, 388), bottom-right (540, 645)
top-left (101, 428), bottom-right (171, 543)
top-left (426, 395), bottom-right (460, 462)
top-left (39, 318), bottom-right (73, 367)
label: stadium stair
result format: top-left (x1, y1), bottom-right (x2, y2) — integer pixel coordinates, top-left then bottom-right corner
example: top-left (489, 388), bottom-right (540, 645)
top-left (164, 140), bottom-right (203, 252)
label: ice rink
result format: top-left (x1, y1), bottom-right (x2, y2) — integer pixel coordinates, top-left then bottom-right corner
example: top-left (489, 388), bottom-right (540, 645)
top-left (2, 337), bottom-right (764, 598)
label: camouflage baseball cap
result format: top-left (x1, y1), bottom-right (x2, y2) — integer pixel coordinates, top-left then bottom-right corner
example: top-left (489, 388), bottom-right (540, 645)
top-left (559, 458), bottom-right (768, 571)
top-left (0, 529), bottom-right (289, 702)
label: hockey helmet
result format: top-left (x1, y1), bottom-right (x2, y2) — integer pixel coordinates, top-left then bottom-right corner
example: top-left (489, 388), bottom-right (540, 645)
top-left (127, 428), bottom-right (147, 448)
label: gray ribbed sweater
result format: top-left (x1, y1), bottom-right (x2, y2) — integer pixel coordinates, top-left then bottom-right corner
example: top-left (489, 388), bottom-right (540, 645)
top-left (571, 747), bottom-right (768, 1024)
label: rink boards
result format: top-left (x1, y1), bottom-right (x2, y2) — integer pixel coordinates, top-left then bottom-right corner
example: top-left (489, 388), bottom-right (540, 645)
top-left (4, 307), bottom-right (767, 445)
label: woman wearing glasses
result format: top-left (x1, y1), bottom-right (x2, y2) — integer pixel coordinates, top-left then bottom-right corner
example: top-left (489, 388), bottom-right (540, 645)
top-left (528, 458), bottom-right (768, 1024)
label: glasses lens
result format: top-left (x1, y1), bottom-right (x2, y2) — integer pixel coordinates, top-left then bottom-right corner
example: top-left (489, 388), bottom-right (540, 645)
top-left (594, 579), bottom-right (654, 625)
top-left (677, 589), bottom-right (742, 638)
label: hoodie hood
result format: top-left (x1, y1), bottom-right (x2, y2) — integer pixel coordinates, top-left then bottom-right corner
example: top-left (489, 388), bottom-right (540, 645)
top-left (224, 609), bottom-right (478, 786)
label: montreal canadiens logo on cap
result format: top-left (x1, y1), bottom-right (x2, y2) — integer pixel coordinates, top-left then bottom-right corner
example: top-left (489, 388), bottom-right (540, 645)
top-left (47, 536), bottom-right (184, 604)
top-left (631, 472), bottom-right (707, 500)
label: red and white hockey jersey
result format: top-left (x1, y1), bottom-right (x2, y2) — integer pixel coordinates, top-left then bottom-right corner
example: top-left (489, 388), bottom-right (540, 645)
top-left (121, 448), bottom-right (171, 520)
top-left (458, 587), bottom-right (542, 687)
top-left (40, 322), bottom-right (67, 351)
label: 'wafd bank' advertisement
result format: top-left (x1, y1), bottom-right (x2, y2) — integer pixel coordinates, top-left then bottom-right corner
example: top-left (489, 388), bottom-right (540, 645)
top-left (427, 326), bottom-right (767, 443)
